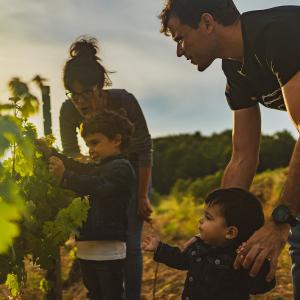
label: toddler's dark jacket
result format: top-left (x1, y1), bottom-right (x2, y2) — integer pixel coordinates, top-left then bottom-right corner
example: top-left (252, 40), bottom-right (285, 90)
top-left (54, 152), bottom-right (136, 242)
top-left (154, 238), bottom-right (275, 300)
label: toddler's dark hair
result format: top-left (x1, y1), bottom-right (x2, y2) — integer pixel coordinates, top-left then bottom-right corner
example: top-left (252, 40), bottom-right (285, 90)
top-left (205, 188), bottom-right (264, 245)
top-left (80, 109), bottom-right (134, 152)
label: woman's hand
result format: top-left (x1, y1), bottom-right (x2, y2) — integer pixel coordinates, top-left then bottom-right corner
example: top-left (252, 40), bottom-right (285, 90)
top-left (49, 156), bottom-right (65, 183)
top-left (142, 234), bottom-right (160, 252)
top-left (138, 196), bottom-right (153, 222)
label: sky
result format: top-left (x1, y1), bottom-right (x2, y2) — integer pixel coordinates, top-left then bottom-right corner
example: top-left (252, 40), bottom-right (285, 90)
top-left (0, 0), bottom-right (299, 150)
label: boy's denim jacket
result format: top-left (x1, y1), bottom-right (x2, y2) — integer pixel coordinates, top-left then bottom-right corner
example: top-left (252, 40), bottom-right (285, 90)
top-left (54, 152), bottom-right (136, 242)
top-left (154, 237), bottom-right (275, 300)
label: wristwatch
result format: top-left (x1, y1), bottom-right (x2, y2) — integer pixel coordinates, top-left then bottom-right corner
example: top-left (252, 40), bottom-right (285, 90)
top-left (272, 204), bottom-right (299, 227)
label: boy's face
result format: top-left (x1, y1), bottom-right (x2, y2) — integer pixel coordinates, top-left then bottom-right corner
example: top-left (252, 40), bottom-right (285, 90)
top-left (84, 132), bottom-right (121, 162)
top-left (198, 204), bottom-right (235, 246)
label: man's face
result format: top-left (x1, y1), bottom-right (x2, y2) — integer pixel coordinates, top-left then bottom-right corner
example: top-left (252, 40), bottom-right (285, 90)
top-left (198, 204), bottom-right (229, 246)
top-left (84, 132), bottom-right (121, 162)
top-left (167, 15), bottom-right (217, 72)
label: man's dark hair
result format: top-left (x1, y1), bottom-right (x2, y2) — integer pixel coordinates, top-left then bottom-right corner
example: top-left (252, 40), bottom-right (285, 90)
top-left (80, 109), bottom-right (134, 152)
top-left (205, 188), bottom-right (264, 245)
top-left (159, 0), bottom-right (240, 36)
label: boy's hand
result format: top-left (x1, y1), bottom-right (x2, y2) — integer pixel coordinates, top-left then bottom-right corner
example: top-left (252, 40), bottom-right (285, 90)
top-left (142, 235), bottom-right (160, 252)
top-left (49, 156), bottom-right (65, 182)
top-left (35, 138), bottom-right (52, 158)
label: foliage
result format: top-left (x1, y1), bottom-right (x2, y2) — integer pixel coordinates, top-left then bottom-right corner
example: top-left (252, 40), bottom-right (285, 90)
top-left (153, 167), bottom-right (288, 242)
top-left (0, 144), bottom-right (89, 286)
top-left (154, 195), bottom-right (203, 239)
top-left (8, 77), bottom-right (39, 118)
top-left (5, 273), bottom-right (19, 297)
top-left (153, 130), bottom-right (295, 194)
top-left (0, 116), bottom-right (33, 254)
top-left (250, 168), bottom-right (287, 216)
top-left (258, 131), bottom-right (295, 172)
top-left (0, 79), bottom-right (89, 297)
top-left (171, 170), bottom-right (223, 201)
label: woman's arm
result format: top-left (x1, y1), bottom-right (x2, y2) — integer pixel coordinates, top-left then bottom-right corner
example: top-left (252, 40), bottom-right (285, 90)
top-left (59, 100), bottom-right (82, 156)
top-left (125, 92), bottom-right (153, 220)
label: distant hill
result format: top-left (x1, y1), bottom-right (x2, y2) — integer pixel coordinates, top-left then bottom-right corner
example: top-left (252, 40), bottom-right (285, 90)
top-left (152, 130), bottom-right (294, 194)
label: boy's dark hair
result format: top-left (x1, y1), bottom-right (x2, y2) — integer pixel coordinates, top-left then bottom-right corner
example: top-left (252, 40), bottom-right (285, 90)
top-left (63, 36), bottom-right (112, 91)
top-left (205, 188), bottom-right (264, 245)
top-left (80, 109), bottom-right (134, 152)
top-left (159, 0), bottom-right (240, 36)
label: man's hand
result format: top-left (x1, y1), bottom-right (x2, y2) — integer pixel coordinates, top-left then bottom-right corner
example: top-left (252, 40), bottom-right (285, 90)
top-left (142, 234), bottom-right (160, 252)
top-left (49, 156), bottom-right (65, 183)
top-left (138, 196), bottom-right (153, 222)
top-left (234, 220), bottom-right (290, 281)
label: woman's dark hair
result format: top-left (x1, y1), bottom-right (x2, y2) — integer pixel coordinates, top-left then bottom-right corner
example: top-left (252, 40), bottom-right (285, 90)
top-left (205, 188), bottom-right (264, 245)
top-left (80, 109), bottom-right (134, 152)
top-left (159, 0), bottom-right (240, 36)
top-left (63, 36), bottom-right (112, 91)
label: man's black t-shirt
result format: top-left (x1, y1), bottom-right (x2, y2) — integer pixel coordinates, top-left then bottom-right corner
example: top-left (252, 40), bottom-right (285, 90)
top-left (222, 6), bottom-right (300, 111)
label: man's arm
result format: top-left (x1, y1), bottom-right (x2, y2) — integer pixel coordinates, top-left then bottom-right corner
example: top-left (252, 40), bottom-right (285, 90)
top-left (280, 69), bottom-right (300, 214)
top-left (222, 105), bottom-right (261, 189)
top-left (235, 70), bottom-right (300, 282)
top-left (183, 106), bottom-right (261, 251)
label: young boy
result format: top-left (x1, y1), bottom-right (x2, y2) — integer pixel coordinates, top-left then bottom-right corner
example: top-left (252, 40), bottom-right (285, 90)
top-left (45, 110), bottom-right (136, 300)
top-left (143, 188), bottom-right (276, 300)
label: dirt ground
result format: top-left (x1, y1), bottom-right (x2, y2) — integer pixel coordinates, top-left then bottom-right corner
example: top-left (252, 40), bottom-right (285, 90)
top-left (0, 230), bottom-right (294, 300)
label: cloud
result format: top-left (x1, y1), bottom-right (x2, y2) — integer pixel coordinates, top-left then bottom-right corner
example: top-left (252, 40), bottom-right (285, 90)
top-left (0, 0), bottom-right (298, 141)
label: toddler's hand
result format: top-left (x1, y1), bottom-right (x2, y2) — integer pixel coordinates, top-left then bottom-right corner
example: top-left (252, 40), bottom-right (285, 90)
top-left (142, 235), bottom-right (160, 252)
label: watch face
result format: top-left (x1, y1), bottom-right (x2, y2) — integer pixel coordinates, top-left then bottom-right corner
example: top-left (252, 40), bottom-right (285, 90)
top-left (273, 205), bottom-right (290, 223)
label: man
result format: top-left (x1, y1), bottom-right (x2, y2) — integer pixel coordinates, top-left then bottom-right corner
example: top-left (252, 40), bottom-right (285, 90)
top-left (159, 0), bottom-right (300, 298)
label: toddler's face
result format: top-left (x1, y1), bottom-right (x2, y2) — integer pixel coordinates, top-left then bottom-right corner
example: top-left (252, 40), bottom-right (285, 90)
top-left (198, 204), bottom-right (229, 246)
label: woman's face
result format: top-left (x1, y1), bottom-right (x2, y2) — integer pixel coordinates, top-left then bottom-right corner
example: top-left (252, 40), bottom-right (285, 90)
top-left (67, 80), bottom-right (105, 119)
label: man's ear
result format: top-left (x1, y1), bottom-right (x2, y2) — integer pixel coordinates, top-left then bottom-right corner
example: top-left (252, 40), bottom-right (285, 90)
top-left (225, 226), bottom-right (238, 240)
top-left (201, 13), bottom-right (215, 33)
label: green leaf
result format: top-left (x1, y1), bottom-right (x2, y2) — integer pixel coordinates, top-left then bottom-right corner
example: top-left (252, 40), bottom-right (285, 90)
top-left (5, 273), bottom-right (20, 297)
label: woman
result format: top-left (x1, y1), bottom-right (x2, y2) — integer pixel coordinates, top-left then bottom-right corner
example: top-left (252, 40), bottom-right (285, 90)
top-left (59, 36), bottom-right (153, 299)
